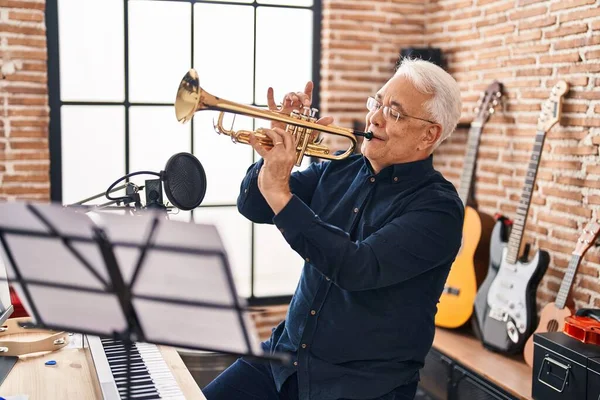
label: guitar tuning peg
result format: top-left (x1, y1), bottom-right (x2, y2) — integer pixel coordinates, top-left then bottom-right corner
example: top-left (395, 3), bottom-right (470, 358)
top-left (489, 108), bottom-right (495, 114)
top-left (492, 99), bottom-right (498, 106)
top-left (496, 91), bottom-right (502, 97)
top-left (474, 107), bottom-right (480, 113)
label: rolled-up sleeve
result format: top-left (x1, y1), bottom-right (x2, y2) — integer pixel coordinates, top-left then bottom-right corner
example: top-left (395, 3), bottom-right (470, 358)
top-left (272, 193), bottom-right (464, 291)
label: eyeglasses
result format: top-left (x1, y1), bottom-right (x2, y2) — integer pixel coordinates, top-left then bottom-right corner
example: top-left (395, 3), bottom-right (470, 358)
top-left (366, 97), bottom-right (436, 124)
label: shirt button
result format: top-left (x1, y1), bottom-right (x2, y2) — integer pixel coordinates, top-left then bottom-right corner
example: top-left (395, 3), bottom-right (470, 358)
top-left (393, 177), bottom-right (399, 182)
top-left (305, 257), bottom-right (310, 262)
top-left (325, 277), bottom-right (330, 281)
top-left (310, 310), bottom-right (316, 316)
top-left (369, 177), bottom-right (375, 183)
top-left (353, 207), bottom-right (359, 213)
top-left (294, 361), bottom-right (298, 366)
top-left (301, 344), bottom-right (307, 349)
top-left (279, 228), bottom-right (284, 233)
top-left (244, 189), bottom-right (248, 193)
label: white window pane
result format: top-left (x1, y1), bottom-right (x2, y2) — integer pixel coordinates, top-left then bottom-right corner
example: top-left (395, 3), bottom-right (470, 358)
top-left (255, 8), bottom-right (312, 106)
top-left (193, 111), bottom-right (254, 205)
top-left (194, 4), bottom-right (254, 104)
top-left (129, 0), bottom-right (191, 103)
top-left (61, 106), bottom-right (125, 206)
top-left (58, 0), bottom-right (124, 101)
top-left (254, 223), bottom-right (302, 297)
top-left (193, 207), bottom-right (251, 298)
top-left (129, 106), bottom-right (191, 193)
top-left (258, 0), bottom-right (313, 6)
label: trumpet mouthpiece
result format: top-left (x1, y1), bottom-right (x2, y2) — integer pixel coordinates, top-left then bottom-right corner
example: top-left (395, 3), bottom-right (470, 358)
top-left (355, 131), bottom-right (373, 140)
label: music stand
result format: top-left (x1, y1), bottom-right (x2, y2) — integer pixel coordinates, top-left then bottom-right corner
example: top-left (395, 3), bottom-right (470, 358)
top-left (0, 201), bottom-right (290, 399)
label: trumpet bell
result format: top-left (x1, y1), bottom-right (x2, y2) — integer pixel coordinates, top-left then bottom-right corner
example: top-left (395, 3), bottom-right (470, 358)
top-left (175, 69), bottom-right (203, 123)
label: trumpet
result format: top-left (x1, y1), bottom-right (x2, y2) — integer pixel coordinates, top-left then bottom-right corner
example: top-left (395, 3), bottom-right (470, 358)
top-left (174, 69), bottom-right (372, 166)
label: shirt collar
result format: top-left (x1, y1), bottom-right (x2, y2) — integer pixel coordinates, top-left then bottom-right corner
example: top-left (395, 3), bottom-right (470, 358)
top-left (363, 155), bottom-right (434, 183)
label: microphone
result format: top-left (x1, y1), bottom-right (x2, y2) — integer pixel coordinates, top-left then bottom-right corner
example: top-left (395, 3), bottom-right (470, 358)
top-left (97, 152), bottom-right (207, 213)
top-left (146, 152), bottom-right (207, 212)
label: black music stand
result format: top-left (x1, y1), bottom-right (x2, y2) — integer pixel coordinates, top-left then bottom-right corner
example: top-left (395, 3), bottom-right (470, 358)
top-left (0, 201), bottom-right (290, 399)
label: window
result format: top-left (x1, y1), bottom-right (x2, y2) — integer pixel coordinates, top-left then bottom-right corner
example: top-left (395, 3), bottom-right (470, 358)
top-left (46, 0), bottom-right (321, 304)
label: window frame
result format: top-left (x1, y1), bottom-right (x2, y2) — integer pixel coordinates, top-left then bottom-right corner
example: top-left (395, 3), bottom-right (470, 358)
top-left (45, 0), bottom-right (322, 306)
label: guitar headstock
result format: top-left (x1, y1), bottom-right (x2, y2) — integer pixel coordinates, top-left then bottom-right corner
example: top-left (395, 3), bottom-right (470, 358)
top-left (473, 81), bottom-right (504, 123)
top-left (537, 80), bottom-right (569, 132)
top-left (574, 219), bottom-right (600, 257)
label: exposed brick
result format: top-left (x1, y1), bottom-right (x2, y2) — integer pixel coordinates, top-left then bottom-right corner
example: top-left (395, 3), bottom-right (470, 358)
top-left (554, 35), bottom-right (600, 50)
top-left (538, 213), bottom-right (579, 229)
top-left (553, 145), bottom-right (598, 155)
top-left (550, 0), bottom-right (597, 11)
top-left (505, 30), bottom-right (542, 44)
top-left (550, 203), bottom-right (593, 218)
top-left (540, 53), bottom-right (581, 64)
top-left (520, 16), bottom-right (557, 31)
top-left (586, 50), bottom-right (600, 60)
top-left (560, 7), bottom-right (600, 23)
top-left (542, 187), bottom-right (583, 202)
top-left (0, 1), bottom-right (45, 10)
top-left (509, 5), bottom-right (547, 20)
top-left (9, 10), bottom-right (44, 22)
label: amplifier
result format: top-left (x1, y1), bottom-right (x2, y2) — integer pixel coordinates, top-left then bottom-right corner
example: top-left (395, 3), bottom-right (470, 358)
top-left (532, 331), bottom-right (600, 400)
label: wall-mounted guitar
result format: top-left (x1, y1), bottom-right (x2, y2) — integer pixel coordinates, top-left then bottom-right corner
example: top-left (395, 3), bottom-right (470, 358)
top-left (435, 81), bottom-right (503, 329)
top-left (523, 218), bottom-right (600, 367)
top-left (473, 80), bottom-right (569, 354)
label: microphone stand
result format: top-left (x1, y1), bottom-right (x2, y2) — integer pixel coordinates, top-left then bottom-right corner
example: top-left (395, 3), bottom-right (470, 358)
top-left (66, 183), bottom-right (143, 215)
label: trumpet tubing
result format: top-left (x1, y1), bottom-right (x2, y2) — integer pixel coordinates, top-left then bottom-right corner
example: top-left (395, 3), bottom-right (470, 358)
top-left (174, 69), bottom-right (371, 166)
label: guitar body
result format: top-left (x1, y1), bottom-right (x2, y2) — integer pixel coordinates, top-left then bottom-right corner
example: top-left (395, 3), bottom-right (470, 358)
top-left (523, 302), bottom-right (573, 367)
top-left (473, 219), bottom-right (507, 339)
top-left (436, 206), bottom-right (494, 328)
top-left (475, 238), bottom-right (550, 354)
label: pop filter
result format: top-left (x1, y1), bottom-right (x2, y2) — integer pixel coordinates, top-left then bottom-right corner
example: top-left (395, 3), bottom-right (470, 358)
top-left (161, 152), bottom-right (207, 211)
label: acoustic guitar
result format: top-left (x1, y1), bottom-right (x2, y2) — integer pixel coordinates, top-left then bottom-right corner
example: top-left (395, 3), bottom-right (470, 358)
top-left (523, 219), bottom-right (600, 367)
top-left (435, 82), bottom-right (503, 329)
top-left (473, 80), bottom-right (569, 355)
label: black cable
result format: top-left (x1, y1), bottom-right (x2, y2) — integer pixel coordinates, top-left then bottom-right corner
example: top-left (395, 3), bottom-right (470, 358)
top-left (105, 171), bottom-right (160, 202)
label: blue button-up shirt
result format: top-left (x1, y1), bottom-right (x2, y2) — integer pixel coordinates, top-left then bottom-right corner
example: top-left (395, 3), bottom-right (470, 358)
top-left (237, 154), bottom-right (464, 400)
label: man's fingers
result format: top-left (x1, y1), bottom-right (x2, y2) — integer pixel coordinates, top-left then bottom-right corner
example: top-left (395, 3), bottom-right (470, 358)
top-left (274, 127), bottom-right (293, 152)
top-left (316, 116), bottom-right (334, 126)
top-left (267, 87), bottom-right (278, 111)
top-left (304, 81), bottom-right (313, 103)
top-left (249, 132), bottom-right (268, 158)
top-left (262, 128), bottom-right (284, 147)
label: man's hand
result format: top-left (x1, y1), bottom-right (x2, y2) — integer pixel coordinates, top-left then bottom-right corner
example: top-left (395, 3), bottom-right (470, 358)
top-left (248, 127), bottom-right (295, 215)
top-left (266, 81), bottom-right (334, 138)
top-left (267, 81), bottom-right (314, 130)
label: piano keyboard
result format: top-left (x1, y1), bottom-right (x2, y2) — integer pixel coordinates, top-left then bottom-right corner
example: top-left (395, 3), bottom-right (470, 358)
top-left (87, 335), bottom-right (186, 400)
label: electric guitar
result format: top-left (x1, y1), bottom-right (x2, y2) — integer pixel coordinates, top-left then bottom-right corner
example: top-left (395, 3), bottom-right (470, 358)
top-left (435, 81), bottom-right (503, 329)
top-left (523, 219), bottom-right (600, 367)
top-left (473, 80), bottom-right (569, 354)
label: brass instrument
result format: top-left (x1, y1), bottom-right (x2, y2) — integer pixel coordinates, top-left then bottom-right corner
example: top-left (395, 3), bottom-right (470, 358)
top-left (174, 69), bottom-right (372, 166)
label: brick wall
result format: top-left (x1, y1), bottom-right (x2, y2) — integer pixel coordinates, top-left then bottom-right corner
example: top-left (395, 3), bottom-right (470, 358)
top-left (0, 0), bottom-right (50, 202)
top-left (427, 0), bottom-right (600, 313)
top-left (319, 0), bottom-right (600, 324)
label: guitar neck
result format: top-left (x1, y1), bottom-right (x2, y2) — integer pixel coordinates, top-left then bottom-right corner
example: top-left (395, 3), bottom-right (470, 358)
top-left (458, 122), bottom-right (484, 206)
top-left (555, 254), bottom-right (581, 309)
top-left (506, 130), bottom-right (547, 265)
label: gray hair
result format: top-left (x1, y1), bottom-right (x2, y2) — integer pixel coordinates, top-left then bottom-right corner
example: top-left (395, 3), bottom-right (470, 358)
top-left (394, 57), bottom-right (462, 150)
